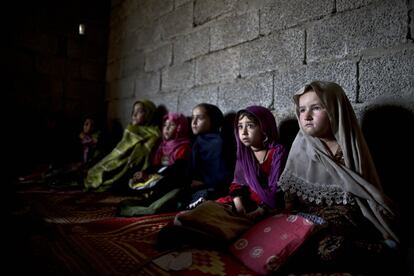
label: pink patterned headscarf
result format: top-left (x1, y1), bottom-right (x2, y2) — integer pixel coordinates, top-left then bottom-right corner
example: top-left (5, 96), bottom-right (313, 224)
top-left (153, 112), bottom-right (191, 166)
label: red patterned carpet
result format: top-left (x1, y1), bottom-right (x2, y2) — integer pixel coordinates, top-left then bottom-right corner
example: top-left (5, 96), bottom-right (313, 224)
top-left (13, 185), bottom-right (363, 275)
top-left (30, 213), bottom-right (257, 275)
top-left (14, 186), bottom-right (257, 275)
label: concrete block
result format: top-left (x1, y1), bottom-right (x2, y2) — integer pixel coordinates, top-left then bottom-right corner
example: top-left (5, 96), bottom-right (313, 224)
top-left (261, 0), bottom-right (333, 34)
top-left (136, 22), bottom-right (163, 50)
top-left (234, 0), bottom-right (266, 14)
top-left (119, 34), bottom-right (139, 58)
top-left (194, 0), bottom-right (236, 25)
top-left (218, 73), bottom-right (273, 114)
top-left (308, 0), bottom-right (406, 62)
top-left (135, 72), bottom-right (161, 97)
top-left (195, 48), bottom-right (240, 86)
top-left (162, 61), bottom-right (195, 92)
top-left (178, 85), bottom-right (219, 115)
top-left (175, 0), bottom-right (192, 8)
top-left (211, 11), bottom-right (259, 51)
top-left (120, 51), bottom-right (145, 77)
top-left (174, 27), bottom-right (210, 64)
top-left (145, 44), bottom-right (172, 72)
top-left (161, 2), bottom-right (193, 39)
top-left (240, 28), bottom-right (304, 77)
top-left (152, 92), bottom-right (179, 113)
top-left (124, 8), bottom-right (149, 35)
top-left (359, 48), bottom-right (414, 102)
top-left (142, 0), bottom-right (174, 20)
top-left (411, 9), bottom-right (414, 40)
top-left (336, 0), bottom-right (375, 12)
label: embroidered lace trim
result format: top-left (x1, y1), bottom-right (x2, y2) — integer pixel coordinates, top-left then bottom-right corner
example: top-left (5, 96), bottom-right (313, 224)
top-left (279, 173), bottom-right (355, 205)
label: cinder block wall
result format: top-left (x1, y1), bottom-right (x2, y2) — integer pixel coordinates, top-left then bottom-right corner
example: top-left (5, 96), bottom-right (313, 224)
top-left (106, 0), bottom-right (414, 127)
top-left (105, 1), bottom-right (414, 243)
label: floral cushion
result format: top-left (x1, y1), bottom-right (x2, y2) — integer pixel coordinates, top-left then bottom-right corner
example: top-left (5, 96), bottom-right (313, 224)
top-left (229, 213), bottom-right (316, 275)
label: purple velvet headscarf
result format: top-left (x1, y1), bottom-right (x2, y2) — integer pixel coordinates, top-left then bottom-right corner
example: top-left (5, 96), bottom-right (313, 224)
top-left (233, 106), bottom-right (286, 208)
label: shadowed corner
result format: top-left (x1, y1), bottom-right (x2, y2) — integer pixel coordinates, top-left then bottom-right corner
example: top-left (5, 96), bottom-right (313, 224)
top-left (278, 118), bottom-right (299, 152)
top-left (154, 104), bottom-right (168, 129)
top-left (361, 103), bottom-right (414, 273)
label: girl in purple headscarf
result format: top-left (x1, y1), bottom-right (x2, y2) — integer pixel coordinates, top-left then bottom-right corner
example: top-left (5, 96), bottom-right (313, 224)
top-left (168, 106), bottom-right (287, 243)
top-left (216, 105), bottom-right (287, 218)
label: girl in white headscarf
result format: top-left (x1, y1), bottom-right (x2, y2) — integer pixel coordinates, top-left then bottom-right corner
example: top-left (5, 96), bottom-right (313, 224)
top-left (278, 81), bottom-right (399, 272)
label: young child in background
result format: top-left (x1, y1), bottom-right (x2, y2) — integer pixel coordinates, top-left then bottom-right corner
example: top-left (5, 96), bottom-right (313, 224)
top-left (118, 112), bottom-right (192, 216)
top-left (18, 115), bottom-right (104, 187)
top-left (158, 105), bottom-right (287, 248)
top-left (84, 99), bottom-right (160, 192)
top-left (79, 116), bottom-right (100, 166)
top-left (46, 115), bottom-right (106, 187)
top-left (278, 80), bottom-right (400, 274)
top-left (186, 103), bottom-right (232, 208)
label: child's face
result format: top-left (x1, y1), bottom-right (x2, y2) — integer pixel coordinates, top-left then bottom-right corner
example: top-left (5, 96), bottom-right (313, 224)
top-left (237, 115), bottom-right (264, 150)
top-left (191, 106), bottom-right (212, 135)
top-left (83, 118), bottom-right (94, 134)
top-left (162, 118), bottom-right (177, 140)
top-left (298, 91), bottom-right (332, 139)
top-left (131, 103), bottom-right (146, 126)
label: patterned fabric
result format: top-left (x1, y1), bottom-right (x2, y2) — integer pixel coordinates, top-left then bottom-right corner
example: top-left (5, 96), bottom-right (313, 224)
top-left (84, 123), bottom-right (160, 191)
top-left (230, 213), bottom-right (315, 275)
top-left (29, 211), bottom-right (258, 275)
top-left (15, 185), bottom-right (362, 275)
top-left (176, 201), bottom-right (254, 242)
top-left (84, 99), bottom-right (160, 192)
top-left (16, 189), bottom-right (137, 223)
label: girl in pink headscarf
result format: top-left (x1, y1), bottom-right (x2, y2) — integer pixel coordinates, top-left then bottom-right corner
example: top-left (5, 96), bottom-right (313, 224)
top-left (152, 112), bottom-right (192, 167)
top-left (119, 112), bottom-right (191, 216)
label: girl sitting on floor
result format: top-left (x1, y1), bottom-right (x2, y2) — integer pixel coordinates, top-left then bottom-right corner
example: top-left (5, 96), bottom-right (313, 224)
top-left (118, 112), bottom-right (192, 216)
top-left (185, 103), bottom-right (233, 208)
top-left (158, 105), bottom-right (287, 249)
top-left (278, 80), bottom-right (401, 274)
top-left (84, 99), bottom-right (160, 192)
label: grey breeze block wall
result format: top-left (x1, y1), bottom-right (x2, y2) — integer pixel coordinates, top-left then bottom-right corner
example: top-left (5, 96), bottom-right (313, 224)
top-left (106, 0), bottom-right (414, 127)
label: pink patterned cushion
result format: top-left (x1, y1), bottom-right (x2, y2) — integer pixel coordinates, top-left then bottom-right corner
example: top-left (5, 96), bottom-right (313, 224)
top-left (229, 213), bottom-right (315, 275)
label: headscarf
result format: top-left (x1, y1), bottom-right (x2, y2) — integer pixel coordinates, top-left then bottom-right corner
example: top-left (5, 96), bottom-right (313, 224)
top-left (84, 99), bottom-right (160, 191)
top-left (233, 106), bottom-right (286, 209)
top-left (278, 80), bottom-right (399, 242)
top-left (134, 99), bottom-right (157, 126)
top-left (153, 112), bottom-right (191, 165)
